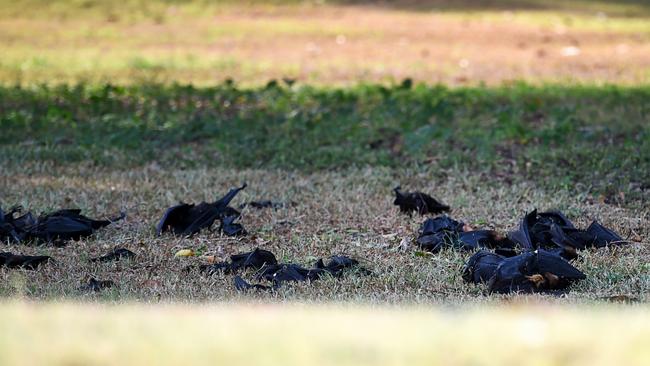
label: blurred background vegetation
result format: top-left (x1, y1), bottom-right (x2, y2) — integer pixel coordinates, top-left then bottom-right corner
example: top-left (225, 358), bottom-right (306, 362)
top-left (1, 0), bottom-right (649, 85)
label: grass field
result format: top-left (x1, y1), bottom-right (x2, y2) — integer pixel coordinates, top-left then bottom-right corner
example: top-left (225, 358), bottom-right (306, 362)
top-left (2, 163), bottom-right (648, 302)
top-left (2, 83), bottom-right (649, 203)
top-left (0, 4), bottom-right (649, 362)
top-left (1, 0), bottom-right (648, 302)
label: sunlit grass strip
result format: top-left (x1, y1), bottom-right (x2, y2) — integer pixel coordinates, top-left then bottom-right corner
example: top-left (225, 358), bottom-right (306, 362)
top-left (1, 302), bottom-right (649, 366)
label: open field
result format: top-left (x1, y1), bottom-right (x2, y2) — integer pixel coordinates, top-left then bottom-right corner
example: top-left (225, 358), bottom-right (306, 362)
top-left (1, 1), bottom-right (648, 303)
top-left (2, 84), bottom-right (649, 204)
top-left (1, 302), bottom-right (649, 366)
top-left (1, 164), bottom-right (648, 302)
top-left (1, 3), bottom-right (649, 363)
top-left (1, 80), bottom-right (648, 302)
top-left (1, 0), bottom-right (650, 85)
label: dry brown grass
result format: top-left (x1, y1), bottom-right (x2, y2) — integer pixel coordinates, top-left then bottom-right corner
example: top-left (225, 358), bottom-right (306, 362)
top-left (2, 164), bottom-right (648, 303)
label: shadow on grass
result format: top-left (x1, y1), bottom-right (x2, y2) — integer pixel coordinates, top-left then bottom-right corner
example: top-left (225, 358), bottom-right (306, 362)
top-left (0, 81), bottom-right (648, 204)
top-left (331, 0), bottom-right (650, 16)
top-left (4, 0), bottom-right (650, 18)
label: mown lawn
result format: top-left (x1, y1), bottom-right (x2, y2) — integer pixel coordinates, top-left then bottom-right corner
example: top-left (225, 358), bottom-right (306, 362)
top-left (0, 0), bottom-right (648, 304)
top-left (1, 4), bottom-right (648, 366)
top-left (1, 64), bottom-right (649, 304)
top-left (2, 83), bottom-right (648, 205)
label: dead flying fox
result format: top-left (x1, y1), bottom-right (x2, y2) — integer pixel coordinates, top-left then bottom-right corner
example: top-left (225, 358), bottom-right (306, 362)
top-left (198, 248), bottom-right (367, 291)
top-left (234, 253), bottom-right (369, 291)
top-left (1, 205), bottom-right (124, 246)
top-left (508, 209), bottom-right (626, 260)
top-left (27, 209), bottom-right (125, 245)
top-left (393, 186), bottom-right (450, 215)
top-left (157, 183), bottom-right (246, 237)
top-left (90, 247), bottom-right (136, 263)
top-left (0, 252), bottom-right (51, 270)
top-left (416, 215), bottom-right (518, 256)
top-left (78, 278), bottom-right (115, 293)
top-left (462, 249), bottom-right (586, 294)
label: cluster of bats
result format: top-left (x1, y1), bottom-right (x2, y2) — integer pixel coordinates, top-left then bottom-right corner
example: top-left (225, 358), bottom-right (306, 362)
top-left (0, 184), bottom-right (626, 294)
top-left (394, 187), bottom-right (625, 293)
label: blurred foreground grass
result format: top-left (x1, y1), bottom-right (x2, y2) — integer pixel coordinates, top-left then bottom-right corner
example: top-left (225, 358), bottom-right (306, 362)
top-left (1, 302), bottom-right (649, 366)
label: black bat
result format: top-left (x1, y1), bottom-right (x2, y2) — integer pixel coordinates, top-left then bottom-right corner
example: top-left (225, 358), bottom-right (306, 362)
top-left (416, 216), bottom-right (517, 255)
top-left (508, 209), bottom-right (625, 260)
top-left (234, 276), bottom-right (272, 291)
top-left (200, 248), bottom-right (277, 275)
top-left (585, 221), bottom-right (625, 247)
top-left (314, 255), bottom-right (371, 275)
top-left (458, 230), bottom-right (518, 257)
top-left (254, 263), bottom-right (324, 284)
top-left (1, 206), bottom-right (19, 242)
top-left (204, 249), bottom-right (368, 291)
top-left (0, 252), bottom-right (51, 270)
top-left (416, 215), bottom-right (465, 252)
top-left (220, 215), bottom-right (246, 236)
top-left (229, 248), bottom-right (278, 271)
top-left (393, 186), bottom-right (450, 215)
top-left (157, 183), bottom-right (246, 237)
top-left (463, 249), bottom-right (586, 294)
top-left (1, 205), bottom-right (36, 242)
top-left (25, 209), bottom-right (125, 246)
top-left (90, 247), bottom-right (136, 263)
top-left (462, 250), bottom-right (505, 284)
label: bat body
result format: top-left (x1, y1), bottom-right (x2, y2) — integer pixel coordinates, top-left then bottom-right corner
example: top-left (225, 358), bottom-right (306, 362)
top-left (90, 247), bottom-right (136, 263)
top-left (509, 210), bottom-right (625, 260)
top-left (393, 186), bottom-right (450, 215)
top-left (157, 184), bottom-right (247, 237)
top-left (416, 216), bottom-right (517, 255)
top-left (0, 252), bottom-right (51, 270)
top-left (463, 249), bottom-right (586, 293)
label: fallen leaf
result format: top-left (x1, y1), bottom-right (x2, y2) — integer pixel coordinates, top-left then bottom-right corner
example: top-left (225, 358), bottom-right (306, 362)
top-left (175, 249), bottom-right (195, 258)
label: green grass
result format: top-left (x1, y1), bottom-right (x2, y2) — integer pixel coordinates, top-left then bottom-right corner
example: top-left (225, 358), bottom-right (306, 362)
top-left (0, 1), bottom-right (647, 304)
top-left (1, 3), bottom-right (648, 361)
top-left (2, 83), bottom-right (648, 205)
top-left (3, 0), bottom-right (650, 18)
